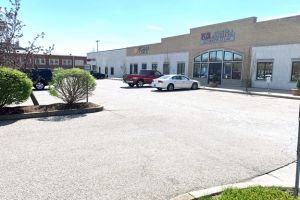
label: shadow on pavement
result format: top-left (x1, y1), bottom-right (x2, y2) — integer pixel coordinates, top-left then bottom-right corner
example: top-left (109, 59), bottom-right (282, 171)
top-left (151, 88), bottom-right (200, 93)
top-left (32, 88), bottom-right (49, 91)
top-left (0, 120), bottom-right (18, 127)
top-left (120, 86), bottom-right (152, 89)
top-left (36, 114), bottom-right (87, 122)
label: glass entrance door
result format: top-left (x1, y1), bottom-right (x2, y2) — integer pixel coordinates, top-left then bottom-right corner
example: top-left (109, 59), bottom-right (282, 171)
top-left (208, 63), bottom-right (222, 84)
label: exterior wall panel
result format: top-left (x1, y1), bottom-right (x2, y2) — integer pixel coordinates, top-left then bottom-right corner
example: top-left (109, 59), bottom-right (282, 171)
top-left (126, 52), bottom-right (189, 75)
top-left (87, 49), bottom-right (127, 78)
top-left (251, 44), bottom-right (300, 90)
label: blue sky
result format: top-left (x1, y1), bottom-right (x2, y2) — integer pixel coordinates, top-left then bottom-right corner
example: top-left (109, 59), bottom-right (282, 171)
top-left (2, 0), bottom-right (300, 56)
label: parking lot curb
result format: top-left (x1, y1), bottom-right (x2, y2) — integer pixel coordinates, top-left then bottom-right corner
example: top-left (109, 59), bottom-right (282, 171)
top-left (0, 105), bottom-right (104, 121)
top-left (170, 182), bottom-right (257, 200)
top-left (200, 87), bottom-right (300, 100)
top-left (170, 161), bottom-right (296, 200)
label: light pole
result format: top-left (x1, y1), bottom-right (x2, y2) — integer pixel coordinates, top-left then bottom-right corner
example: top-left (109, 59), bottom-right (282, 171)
top-left (96, 40), bottom-right (99, 52)
top-left (294, 103), bottom-right (300, 197)
top-left (70, 54), bottom-right (75, 68)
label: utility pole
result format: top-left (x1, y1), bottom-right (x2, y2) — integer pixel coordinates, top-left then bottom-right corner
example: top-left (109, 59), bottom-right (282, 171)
top-left (96, 40), bottom-right (99, 52)
top-left (294, 103), bottom-right (300, 198)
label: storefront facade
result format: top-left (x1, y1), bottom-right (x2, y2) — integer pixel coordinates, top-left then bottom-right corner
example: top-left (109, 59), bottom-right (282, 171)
top-left (87, 15), bottom-right (300, 90)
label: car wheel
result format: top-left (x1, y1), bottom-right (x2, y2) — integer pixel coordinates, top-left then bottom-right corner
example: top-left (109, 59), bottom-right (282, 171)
top-left (35, 81), bottom-right (45, 90)
top-left (157, 88), bottom-right (162, 91)
top-left (191, 83), bottom-right (198, 90)
top-left (136, 80), bottom-right (144, 88)
top-left (167, 84), bottom-right (174, 91)
top-left (128, 83), bottom-right (134, 87)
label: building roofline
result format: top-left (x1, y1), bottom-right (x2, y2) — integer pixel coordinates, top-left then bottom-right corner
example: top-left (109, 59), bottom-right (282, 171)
top-left (87, 47), bottom-right (127, 54)
top-left (16, 53), bottom-right (86, 58)
top-left (126, 42), bottom-right (161, 49)
top-left (257, 14), bottom-right (300, 23)
top-left (190, 17), bottom-right (257, 31)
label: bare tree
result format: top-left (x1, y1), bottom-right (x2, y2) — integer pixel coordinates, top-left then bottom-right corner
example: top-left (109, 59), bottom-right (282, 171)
top-left (0, 0), bottom-right (54, 105)
top-left (244, 48), bottom-right (256, 93)
top-left (22, 32), bottom-right (45, 69)
top-left (0, 0), bottom-right (24, 67)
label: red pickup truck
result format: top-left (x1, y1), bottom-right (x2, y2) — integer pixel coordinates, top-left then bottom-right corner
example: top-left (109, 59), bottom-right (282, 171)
top-left (123, 69), bottom-right (163, 87)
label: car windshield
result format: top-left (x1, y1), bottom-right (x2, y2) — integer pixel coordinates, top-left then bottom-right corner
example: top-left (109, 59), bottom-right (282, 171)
top-left (159, 75), bottom-right (171, 79)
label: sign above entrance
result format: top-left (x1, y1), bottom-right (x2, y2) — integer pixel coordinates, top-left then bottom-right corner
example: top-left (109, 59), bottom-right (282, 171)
top-left (200, 29), bottom-right (235, 45)
top-left (136, 45), bottom-right (150, 55)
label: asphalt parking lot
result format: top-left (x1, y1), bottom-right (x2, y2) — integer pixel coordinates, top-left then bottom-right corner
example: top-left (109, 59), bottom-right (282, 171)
top-left (0, 79), bottom-right (298, 200)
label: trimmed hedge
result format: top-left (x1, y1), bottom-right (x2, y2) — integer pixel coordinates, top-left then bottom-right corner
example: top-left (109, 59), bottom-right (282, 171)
top-left (0, 67), bottom-right (33, 108)
top-left (49, 68), bottom-right (96, 104)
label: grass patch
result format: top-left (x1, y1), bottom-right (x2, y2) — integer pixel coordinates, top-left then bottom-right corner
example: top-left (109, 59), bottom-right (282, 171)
top-left (0, 102), bottom-right (99, 115)
top-left (198, 186), bottom-right (299, 200)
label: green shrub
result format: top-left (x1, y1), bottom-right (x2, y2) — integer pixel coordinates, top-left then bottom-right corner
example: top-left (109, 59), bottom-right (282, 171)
top-left (0, 67), bottom-right (33, 108)
top-left (49, 68), bottom-right (96, 104)
top-left (297, 78), bottom-right (300, 89)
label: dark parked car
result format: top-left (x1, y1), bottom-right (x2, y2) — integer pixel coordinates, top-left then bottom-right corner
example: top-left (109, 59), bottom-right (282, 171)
top-left (22, 68), bottom-right (53, 90)
top-left (90, 71), bottom-right (106, 79)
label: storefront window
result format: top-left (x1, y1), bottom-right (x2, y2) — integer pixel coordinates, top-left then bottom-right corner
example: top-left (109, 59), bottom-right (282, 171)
top-left (152, 63), bottom-right (158, 70)
top-left (200, 63), bottom-right (208, 78)
top-left (291, 61), bottom-right (300, 81)
top-left (163, 63), bottom-right (170, 74)
top-left (232, 62), bottom-right (242, 79)
top-left (256, 62), bottom-right (273, 80)
top-left (194, 55), bottom-right (201, 62)
top-left (110, 67), bottom-right (114, 75)
top-left (201, 52), bottom-right (209, 62)
top-left (223, 63), bottom-right (232, 79)
top-left (209, 51), bottom-right (217, 62)
top-left (224, 51), bottom-right (233, 61)
top-left (234, 53), bottom-right (242, 61)
top-left (130, 64), bottom-right (133, 74)
top-left (134, 64), bottom-right (138, 74)
top-left (193, 50), bottom-right (242, 80)
top-left (193, 63), bottom-right (201, 77)
top-left (216, 51), bottom-right (223, 62)
top-left (142, 63), bottom-right (147, 70)
top-left (177, 62), bottom-right (185, 75)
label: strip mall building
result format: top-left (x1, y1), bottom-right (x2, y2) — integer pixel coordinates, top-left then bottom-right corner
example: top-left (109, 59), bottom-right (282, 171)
top-left (87, 15), bottom-right (300, 90)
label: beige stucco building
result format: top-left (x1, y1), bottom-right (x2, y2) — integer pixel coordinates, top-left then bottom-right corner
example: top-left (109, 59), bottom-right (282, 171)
top-left (87, 15), bottom-right (300, 90)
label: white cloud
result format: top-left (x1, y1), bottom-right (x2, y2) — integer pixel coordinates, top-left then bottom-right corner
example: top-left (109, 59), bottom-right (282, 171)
top-left (259, 12), bottom-right (300, 21)
top-left (145, 24), bottom-right (164, 31)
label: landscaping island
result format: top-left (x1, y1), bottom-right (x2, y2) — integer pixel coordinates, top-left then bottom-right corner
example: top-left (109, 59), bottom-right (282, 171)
top-left (0, 67), bottom-right (101, 120)
top-left (0, 102), bottom-right (103, 121)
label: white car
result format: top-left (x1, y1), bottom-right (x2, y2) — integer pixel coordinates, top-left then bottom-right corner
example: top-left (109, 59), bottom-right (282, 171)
top-left (151, 74), bottom-right (200, 91)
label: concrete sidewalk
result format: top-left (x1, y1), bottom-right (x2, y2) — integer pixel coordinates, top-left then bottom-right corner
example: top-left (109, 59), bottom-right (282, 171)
top-left (171, 161), bottom-right (298, 200)
top-left (200, 86), bottom-right (300, 100)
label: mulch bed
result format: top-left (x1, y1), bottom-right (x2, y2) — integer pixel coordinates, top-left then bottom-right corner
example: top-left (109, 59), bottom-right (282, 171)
top-left (0, 102), bottom-right (99, 115)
